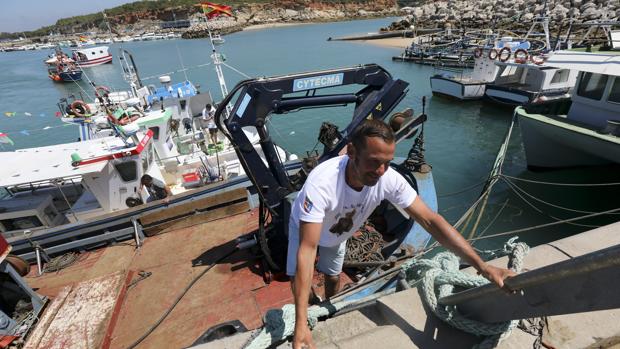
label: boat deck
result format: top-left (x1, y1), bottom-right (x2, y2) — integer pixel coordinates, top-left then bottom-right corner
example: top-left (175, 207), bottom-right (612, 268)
top-left (23, 208), bottom-right (351, 348)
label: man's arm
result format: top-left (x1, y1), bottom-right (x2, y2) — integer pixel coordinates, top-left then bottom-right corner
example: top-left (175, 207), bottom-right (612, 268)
top-left (405, 197), bottom-right (515, 287)
top-left (293, 221), bottom-right (322, 349)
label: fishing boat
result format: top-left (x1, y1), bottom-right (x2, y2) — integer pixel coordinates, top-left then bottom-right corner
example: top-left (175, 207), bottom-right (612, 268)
top-left (516, 51), bottom-right (620, 168)
top-left (484, 55), bottom-right (579, 106)
top-left (0, 65), bottom-right (437, 349)
top-left (430, 37), bottom-right (532, 101)
top-left (44, 48), bottom-right (83, 82)
top-left (71, 45), bottom-right (113, 67)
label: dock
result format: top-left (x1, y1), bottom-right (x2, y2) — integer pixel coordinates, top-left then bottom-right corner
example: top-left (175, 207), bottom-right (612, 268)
top-left (392, 55), bottom-right (474, 69)
top-left (202, 221), bottom-right (620, 348)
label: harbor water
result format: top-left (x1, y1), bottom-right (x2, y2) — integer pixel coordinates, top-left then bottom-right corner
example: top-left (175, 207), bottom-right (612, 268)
top-left (0, 17), bottom-right (617, 250)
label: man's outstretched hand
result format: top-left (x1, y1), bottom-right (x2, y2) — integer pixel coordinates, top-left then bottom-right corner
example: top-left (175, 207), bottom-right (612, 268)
top-left (293, 323), bottom-right (315, 349)
top-left (478, 264), bottom-right (516, 289)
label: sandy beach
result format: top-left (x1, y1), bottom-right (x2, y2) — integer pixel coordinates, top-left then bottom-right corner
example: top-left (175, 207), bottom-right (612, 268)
top-left (355, 37), bottom-right (412, 49)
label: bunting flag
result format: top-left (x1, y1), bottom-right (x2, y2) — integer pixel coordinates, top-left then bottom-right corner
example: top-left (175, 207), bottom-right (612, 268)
top-left (24, 112), bottom-right (32, 116)
top-left (4, 112), bottom-right (15, 117)
top-left (198, 2), bottom-right (233, 19)
top-left (0, 133), bottom-right (14, 145)
top-left (20, 130), bottom-right (30, 136)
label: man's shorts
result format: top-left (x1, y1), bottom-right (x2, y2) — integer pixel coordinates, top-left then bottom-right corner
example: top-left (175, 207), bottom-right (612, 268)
top-left (286, 233), bottom-right (346, 277)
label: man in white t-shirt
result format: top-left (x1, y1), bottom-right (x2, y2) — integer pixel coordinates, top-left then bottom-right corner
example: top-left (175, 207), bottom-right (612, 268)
top-left (201, 103), bottom-right (218, 144)
top-left (288, 119), bottom-right (515, 349)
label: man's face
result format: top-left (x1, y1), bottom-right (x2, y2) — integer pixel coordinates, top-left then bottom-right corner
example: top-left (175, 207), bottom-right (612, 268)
top-left (348, 137), bottom-right (395, 186)
top-left (143, 180), bottom-right (153, 187)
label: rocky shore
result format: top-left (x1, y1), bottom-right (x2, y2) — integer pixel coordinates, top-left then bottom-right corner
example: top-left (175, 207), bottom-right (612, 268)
top-left (384, 0), bottom-right (619, 33)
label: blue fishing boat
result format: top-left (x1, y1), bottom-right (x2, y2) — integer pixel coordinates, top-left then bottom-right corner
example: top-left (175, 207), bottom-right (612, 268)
top-left (44, 48), bottom-right (83, 82)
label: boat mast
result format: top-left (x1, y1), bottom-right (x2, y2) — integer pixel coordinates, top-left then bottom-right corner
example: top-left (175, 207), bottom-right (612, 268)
top-left (525, 0), bottom-right (551, 51)
top-left (204, 16), bottom-right (232, 115)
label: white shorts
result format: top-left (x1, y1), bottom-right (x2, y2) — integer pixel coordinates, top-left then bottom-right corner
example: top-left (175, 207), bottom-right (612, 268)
top-left (286, 234), bottom-right (346, 276)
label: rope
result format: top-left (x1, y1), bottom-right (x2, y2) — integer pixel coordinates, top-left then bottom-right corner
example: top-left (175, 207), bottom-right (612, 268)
top-left (501, 174), bottom-right (620, 187)
top-left (401, 237), bottom-right (530, 348)
top-left (43, 252), bottom-right (80, 273)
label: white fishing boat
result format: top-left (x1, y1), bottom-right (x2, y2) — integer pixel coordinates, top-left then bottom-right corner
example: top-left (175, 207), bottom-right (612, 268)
top-left (430, 37), bottom-right (531, 101)
top-left (71, 46), bottom-right (113, 67)
top-left (516, 51), bottom-right (620, 168)
top-left (484, 57), bottom-right (579, 106)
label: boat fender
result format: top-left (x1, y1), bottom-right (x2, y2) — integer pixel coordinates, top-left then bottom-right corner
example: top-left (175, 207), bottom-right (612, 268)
top-left (473, 48), bottom-right (483, 58)
top-left (487, 48), bottom-right (498, 60)
top-left (498, 47), bottom-right (511, 62)
top-left (530, 54), bottom-right (546, 65)
top-left (70, 100), bottom-right (91, 118)
top-left (95, 85), bottom-right (110, 97)
top-left (514, 49), bottom-right (528, 64)
top-left (126, 196), bottom-right (144, 207)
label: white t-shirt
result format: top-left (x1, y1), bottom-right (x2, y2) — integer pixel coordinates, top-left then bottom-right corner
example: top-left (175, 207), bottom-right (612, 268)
top-left (289, 155), bottom-right (417, 247)
top-left (201, 106), bottom-right (216, 128)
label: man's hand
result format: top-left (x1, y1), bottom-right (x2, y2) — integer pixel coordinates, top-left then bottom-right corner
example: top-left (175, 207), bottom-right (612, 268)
top-left (293, 322), bottom-right (315, 349)
top-left (478, 264), bottom-right (516, 289)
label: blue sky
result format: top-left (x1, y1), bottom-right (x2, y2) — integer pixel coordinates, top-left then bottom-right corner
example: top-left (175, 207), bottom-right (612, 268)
top-left (1, 0), bottom-right (137, 32)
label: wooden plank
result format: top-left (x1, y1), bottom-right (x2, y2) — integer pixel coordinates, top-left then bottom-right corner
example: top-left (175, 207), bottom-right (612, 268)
top-left (144, 201), bottom-right (249, 236)
top-left (139, 188), bottom-right (247, 226)
top-left (101, 271), bottom-right (134, 349)
top-left (23, 287), bottom-right (72, 349)
top-left (30, 272), bottom-right (126, 349)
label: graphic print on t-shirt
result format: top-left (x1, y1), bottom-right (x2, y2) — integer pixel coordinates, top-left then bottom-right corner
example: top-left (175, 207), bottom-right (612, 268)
top-left (329, 209), bottom-right (356, 236)
top-left (303, 195), bottom-right (314, 213)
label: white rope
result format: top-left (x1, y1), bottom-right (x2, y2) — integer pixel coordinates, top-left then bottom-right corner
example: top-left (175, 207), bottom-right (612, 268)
top-left (502, 174), bottom-right (620, 187)
top-left (222, 62), bottom-right (252, 79)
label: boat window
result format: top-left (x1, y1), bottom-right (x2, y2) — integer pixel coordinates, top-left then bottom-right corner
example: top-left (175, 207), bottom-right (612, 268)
top-left (550, 69), bottom-right (570, 84)
top-left (114, 161), bottom-right (137, 182)
top-left (0, 216), bottom-right (43, 231)
top-left (100, 50), bottom-right (103, 53)
top-left (142, 143), bottom-right (153, 172)
top-left (149, 126), bottom-right (160, 140)
top-left (608, 77), bottom-right (620, 104)
top-left (91, 52), bottom-right (95, 55)
top-left (577, 72), bottom-right (608, 100)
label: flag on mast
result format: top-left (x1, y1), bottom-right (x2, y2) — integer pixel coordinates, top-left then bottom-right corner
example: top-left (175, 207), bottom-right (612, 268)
top-left (198, 2), bottom-right (233, 19)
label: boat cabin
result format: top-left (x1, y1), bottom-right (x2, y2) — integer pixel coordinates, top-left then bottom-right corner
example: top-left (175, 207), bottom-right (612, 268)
top-left (0, 133), bottom-right (160, 237)
top-left (544, 51), bottom-right (620, 129)
top-left (486, 62), bottom-right (578, 105)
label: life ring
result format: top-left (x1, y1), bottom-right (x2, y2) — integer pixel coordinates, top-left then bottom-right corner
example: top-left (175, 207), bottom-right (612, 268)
top-left (498, 47), bottom-right (511, 62)
top-left (488, 48), bottom-right (498, 60)
top-left (70, 100), bottom-right (91, 118)
top-left (530, 54), bottom-right (546, 65)
top-left (95, 85), bottom-right (110, 97)
top-left (473, 47), bottom-right (483, 58)
top-left (514, 49), bottom-right (528, 64)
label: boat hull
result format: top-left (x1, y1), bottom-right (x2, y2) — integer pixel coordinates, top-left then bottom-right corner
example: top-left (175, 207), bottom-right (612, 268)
top-left (430, 75), bottom-right (486, 100)
top-left (77, 54), bottom-right (113, 67)
top-left (49, 70), bottom-right (83, 82)
top-left (517, 107), bottom-right (620, 168)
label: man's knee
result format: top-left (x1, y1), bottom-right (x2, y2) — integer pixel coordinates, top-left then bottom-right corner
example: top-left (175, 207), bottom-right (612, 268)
top-left (325, 274), bottom-right (340, 285)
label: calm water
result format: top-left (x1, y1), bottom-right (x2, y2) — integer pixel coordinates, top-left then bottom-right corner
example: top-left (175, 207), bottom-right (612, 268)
top-left (0, 18), bottom-right (617, 250)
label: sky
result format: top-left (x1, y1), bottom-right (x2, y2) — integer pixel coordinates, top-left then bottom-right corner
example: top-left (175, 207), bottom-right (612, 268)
top-left (1, 0), bottom-right (138, 33)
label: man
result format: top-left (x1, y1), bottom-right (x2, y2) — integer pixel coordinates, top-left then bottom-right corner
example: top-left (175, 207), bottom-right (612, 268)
top-left (288, 119), bottom-right (515, 349)
top-left (140, 174), bottom-right (172, 203)
top-left (201, 103), bottom-right (219, 144)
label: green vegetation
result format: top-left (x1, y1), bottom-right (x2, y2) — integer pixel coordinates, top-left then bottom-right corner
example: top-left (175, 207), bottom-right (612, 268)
top-left (1, 0), bottom-right (378, 40)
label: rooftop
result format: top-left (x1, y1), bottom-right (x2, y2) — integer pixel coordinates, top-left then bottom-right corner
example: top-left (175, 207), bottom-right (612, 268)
top-left (0, 136), bottom-right (130, 187)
